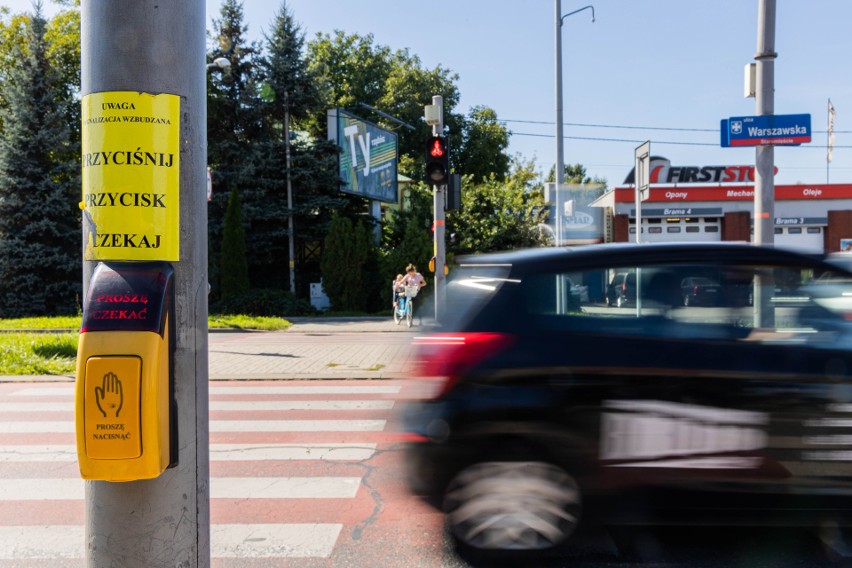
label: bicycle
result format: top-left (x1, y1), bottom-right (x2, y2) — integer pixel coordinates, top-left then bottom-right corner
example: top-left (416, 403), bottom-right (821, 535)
top-left (393, 285), bottom-right (419, 327)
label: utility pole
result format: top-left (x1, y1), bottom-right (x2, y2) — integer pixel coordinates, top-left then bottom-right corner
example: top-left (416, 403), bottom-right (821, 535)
top-left (754, 0), bottom-right (776, 247)
top-left (285, 96), bottom-right (296, 293)
top-left (753, 0), bottom-right (776, 329)
top-left (429, 96), bottom-right (447, 322)
top-left (80, 1), bottom-right (210, 566)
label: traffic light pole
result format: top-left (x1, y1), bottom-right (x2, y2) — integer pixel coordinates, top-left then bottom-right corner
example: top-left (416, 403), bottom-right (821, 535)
top-left (429, 96), bottom-right (447, 323)
top-left (81, 1), bottom-right (210, 566)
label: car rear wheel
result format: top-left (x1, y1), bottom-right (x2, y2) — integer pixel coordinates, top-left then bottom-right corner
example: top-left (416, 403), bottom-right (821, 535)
top-left (443, 461), bottom-right (581, 554)
top-left (616, 295), bottom-right (626, 308)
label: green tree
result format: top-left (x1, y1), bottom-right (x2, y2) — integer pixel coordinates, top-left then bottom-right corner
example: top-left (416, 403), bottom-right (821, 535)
top-left (319, 213), bottom-right (380, 312)
top-left (456, 105), bottom-right (511, 183)
top-left (448, 159), bottom-right (548, 255)
top-left (219, 187), bottom-right (250, 302)
top-left (0, 4), bottom-right (79, 316)
top-left (251, 2), bottom-right (350, 294)
top-left (306, 31), bottom-right (461, 181)
top-left (206, 0), bottom-right (266, 297)
top-left (546, 162), bottom-right (607, 186)
top-left (320, 212), bottom-right (354, 310)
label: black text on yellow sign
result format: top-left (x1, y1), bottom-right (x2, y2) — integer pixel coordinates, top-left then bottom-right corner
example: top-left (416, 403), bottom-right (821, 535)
top-left (81, 92), bottom-right (180, 261)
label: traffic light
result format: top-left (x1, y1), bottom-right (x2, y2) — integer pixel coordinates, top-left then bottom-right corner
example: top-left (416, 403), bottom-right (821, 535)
top-left (425, 136), bottom-right (449, 186)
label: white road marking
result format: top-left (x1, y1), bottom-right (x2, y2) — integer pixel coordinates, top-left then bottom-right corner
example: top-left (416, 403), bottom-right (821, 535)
top-left (0, 443), bottom-right (377, 462)
top-left (11, 385), bottom-right (401, 397)
top-left (0, 400), bottom-right (393, 412)
top-left (0, 524), bottom-right (343, 559)
top-left (0, 476), bottom-right (362, 500)
top-left (0, 419), bottom-right (386, 433)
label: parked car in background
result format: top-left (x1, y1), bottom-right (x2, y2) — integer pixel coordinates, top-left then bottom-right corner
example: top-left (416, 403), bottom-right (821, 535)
top-left (605, 269), bottom-right (634, 307)
top-left (679, 276), bottom-right (722, 306)
top-left (404, 242), bottom-right (852, 561)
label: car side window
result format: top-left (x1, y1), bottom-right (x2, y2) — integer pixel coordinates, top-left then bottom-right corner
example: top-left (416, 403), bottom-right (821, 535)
top-left (525, 261), bottom-right (852, 346)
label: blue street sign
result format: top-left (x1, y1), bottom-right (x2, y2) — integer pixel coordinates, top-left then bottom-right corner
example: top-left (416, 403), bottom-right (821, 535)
top-left (720, 113), bottom-right (811, 148)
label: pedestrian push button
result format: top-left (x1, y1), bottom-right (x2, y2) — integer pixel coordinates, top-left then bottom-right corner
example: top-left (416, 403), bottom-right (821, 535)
top-left (83, 356), bottom-right (142, 460)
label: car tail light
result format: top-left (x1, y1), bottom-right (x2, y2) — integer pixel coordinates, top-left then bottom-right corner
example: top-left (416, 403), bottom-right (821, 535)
top-left (413, 333), bottom-right (515, 398)
top-left (693, 285), bottom-right (700, 294)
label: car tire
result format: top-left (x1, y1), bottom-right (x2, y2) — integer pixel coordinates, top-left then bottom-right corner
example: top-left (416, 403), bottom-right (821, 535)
top-left (683, 295), bottom-right (690, 307)
top-left (616, 295), bottom-right (626, 308)
top-left (443, 461), bottom-right (582, 555)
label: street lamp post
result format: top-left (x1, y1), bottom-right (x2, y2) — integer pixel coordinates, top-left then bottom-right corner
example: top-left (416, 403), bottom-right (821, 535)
top-left (555, 2), bottom-right (594, 247)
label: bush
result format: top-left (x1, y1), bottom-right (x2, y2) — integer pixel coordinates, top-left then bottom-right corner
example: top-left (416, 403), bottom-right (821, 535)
top-left (212, 288), bottom-right (317, 317)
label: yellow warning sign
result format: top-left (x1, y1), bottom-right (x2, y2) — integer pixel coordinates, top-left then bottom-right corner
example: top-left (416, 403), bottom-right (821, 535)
top-left (81, 92), bottom-right (180, 261)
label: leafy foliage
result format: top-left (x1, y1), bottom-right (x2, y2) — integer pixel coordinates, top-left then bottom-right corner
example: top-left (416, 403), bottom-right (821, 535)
top-left (448, 159), bottom-right (549, 255)
top-left (0, 6), bottom-right (79, 317)
top-left (212, 288), bottom-right (316, 317)
top-left (320, 212), bottom-right (379, 311)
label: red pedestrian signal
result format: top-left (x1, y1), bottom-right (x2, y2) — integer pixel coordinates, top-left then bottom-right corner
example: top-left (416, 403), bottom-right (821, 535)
top-left (425, 136), bottom-right (449, 186)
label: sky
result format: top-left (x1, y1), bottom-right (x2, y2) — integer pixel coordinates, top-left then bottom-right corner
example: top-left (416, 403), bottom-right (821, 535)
top-left (5, 0), bottom-right (852, 187)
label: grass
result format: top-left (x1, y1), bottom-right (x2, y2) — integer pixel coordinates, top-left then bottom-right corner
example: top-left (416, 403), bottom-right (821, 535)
top-left (0, 314), bottom-right (292, 375)
top-left (0, 316), bottom-right (81, 330)
top-left (0, 332), bottom-right (78, 375)
top-left (207, 315), bottom-right (291, 331)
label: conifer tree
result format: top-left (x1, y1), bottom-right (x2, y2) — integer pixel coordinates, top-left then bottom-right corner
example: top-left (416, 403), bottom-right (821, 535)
top-left (0, 5), bottom-right (79, 316)
top-left (320, 212), bottom-right (353, 311)
top-left (219, 187), bottom-right (250, 302)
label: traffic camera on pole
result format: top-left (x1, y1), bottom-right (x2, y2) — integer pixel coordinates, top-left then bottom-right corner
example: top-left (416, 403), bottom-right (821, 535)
top-left (425, 136), bottom-right (449, 186)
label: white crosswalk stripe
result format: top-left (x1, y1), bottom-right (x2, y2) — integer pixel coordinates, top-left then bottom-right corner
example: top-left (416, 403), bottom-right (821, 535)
top-left (0, 443), bottom-right (377, 462)
top-left (0, 419), bottom-right (386, 433)
top-left (0, 524), bottom-right (344, 560)
top-left (0, 381), bottom-right (402, 562)
top-left (11, 385), bottom-right (402, 396)
top-left (0, 400), bottom-right (394, 411)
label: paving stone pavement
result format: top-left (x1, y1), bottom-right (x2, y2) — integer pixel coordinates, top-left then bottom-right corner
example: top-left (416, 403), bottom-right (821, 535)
top-left (1, 316), bottom-right (431, 382)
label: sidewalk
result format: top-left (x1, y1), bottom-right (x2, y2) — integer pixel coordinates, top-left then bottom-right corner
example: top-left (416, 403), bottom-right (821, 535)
top-left (2, 317), bottom-right (429, 383)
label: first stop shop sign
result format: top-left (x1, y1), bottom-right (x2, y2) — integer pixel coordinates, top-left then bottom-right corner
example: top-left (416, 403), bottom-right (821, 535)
top-left (81, 92), bottom-right (180, 261)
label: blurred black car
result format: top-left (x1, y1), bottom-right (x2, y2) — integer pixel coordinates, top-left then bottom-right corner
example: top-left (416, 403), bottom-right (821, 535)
top-left (679, 276), bottom-right (722, 306)
top-left (404, 242), bottom-right (852, 559)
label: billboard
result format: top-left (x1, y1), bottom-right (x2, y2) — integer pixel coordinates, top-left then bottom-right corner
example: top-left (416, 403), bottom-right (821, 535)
top-left (328, 109), bottom-right (398, 203)
top-left (545, 183), bottom-right (605, 245)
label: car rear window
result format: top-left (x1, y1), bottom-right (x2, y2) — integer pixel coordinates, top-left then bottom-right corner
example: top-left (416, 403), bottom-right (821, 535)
top-left (441, 264), bottom-right (516, 330)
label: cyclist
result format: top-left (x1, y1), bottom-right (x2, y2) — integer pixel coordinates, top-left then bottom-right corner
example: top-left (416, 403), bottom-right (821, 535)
top-left (392, 274), bottom-right (404, 309)
top-left (402, 264), bottom-right (427, 291)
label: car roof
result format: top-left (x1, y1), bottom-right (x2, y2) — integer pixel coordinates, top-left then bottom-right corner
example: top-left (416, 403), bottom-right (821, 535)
top-left (455, 242), bottom-right (832, 271)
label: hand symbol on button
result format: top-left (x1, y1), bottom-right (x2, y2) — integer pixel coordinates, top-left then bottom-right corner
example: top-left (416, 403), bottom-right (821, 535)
top-left (95, 372), bottom-right (123, 418)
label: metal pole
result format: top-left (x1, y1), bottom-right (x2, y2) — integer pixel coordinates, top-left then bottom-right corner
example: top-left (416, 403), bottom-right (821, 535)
top-left (432, 95), bottom-right (446, 323)
top-left (754, 0), bottom-right (776, 329)
top-left (285, 103), bottom-right (296, 292)
top-left (555, 0), bottom-right (564, 249)
top-left (754, 0), bottom-right (776, 247)
top-left (81, 1), bottom-right (210, 566)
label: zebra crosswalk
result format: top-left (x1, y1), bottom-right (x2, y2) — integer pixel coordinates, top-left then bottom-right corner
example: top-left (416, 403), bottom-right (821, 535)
top-left (0, 380), bottom-right (414, 565)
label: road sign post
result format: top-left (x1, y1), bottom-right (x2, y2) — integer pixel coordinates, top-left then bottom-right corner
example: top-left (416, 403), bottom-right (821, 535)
top-left (634, 141), bottom-right (650, 244)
